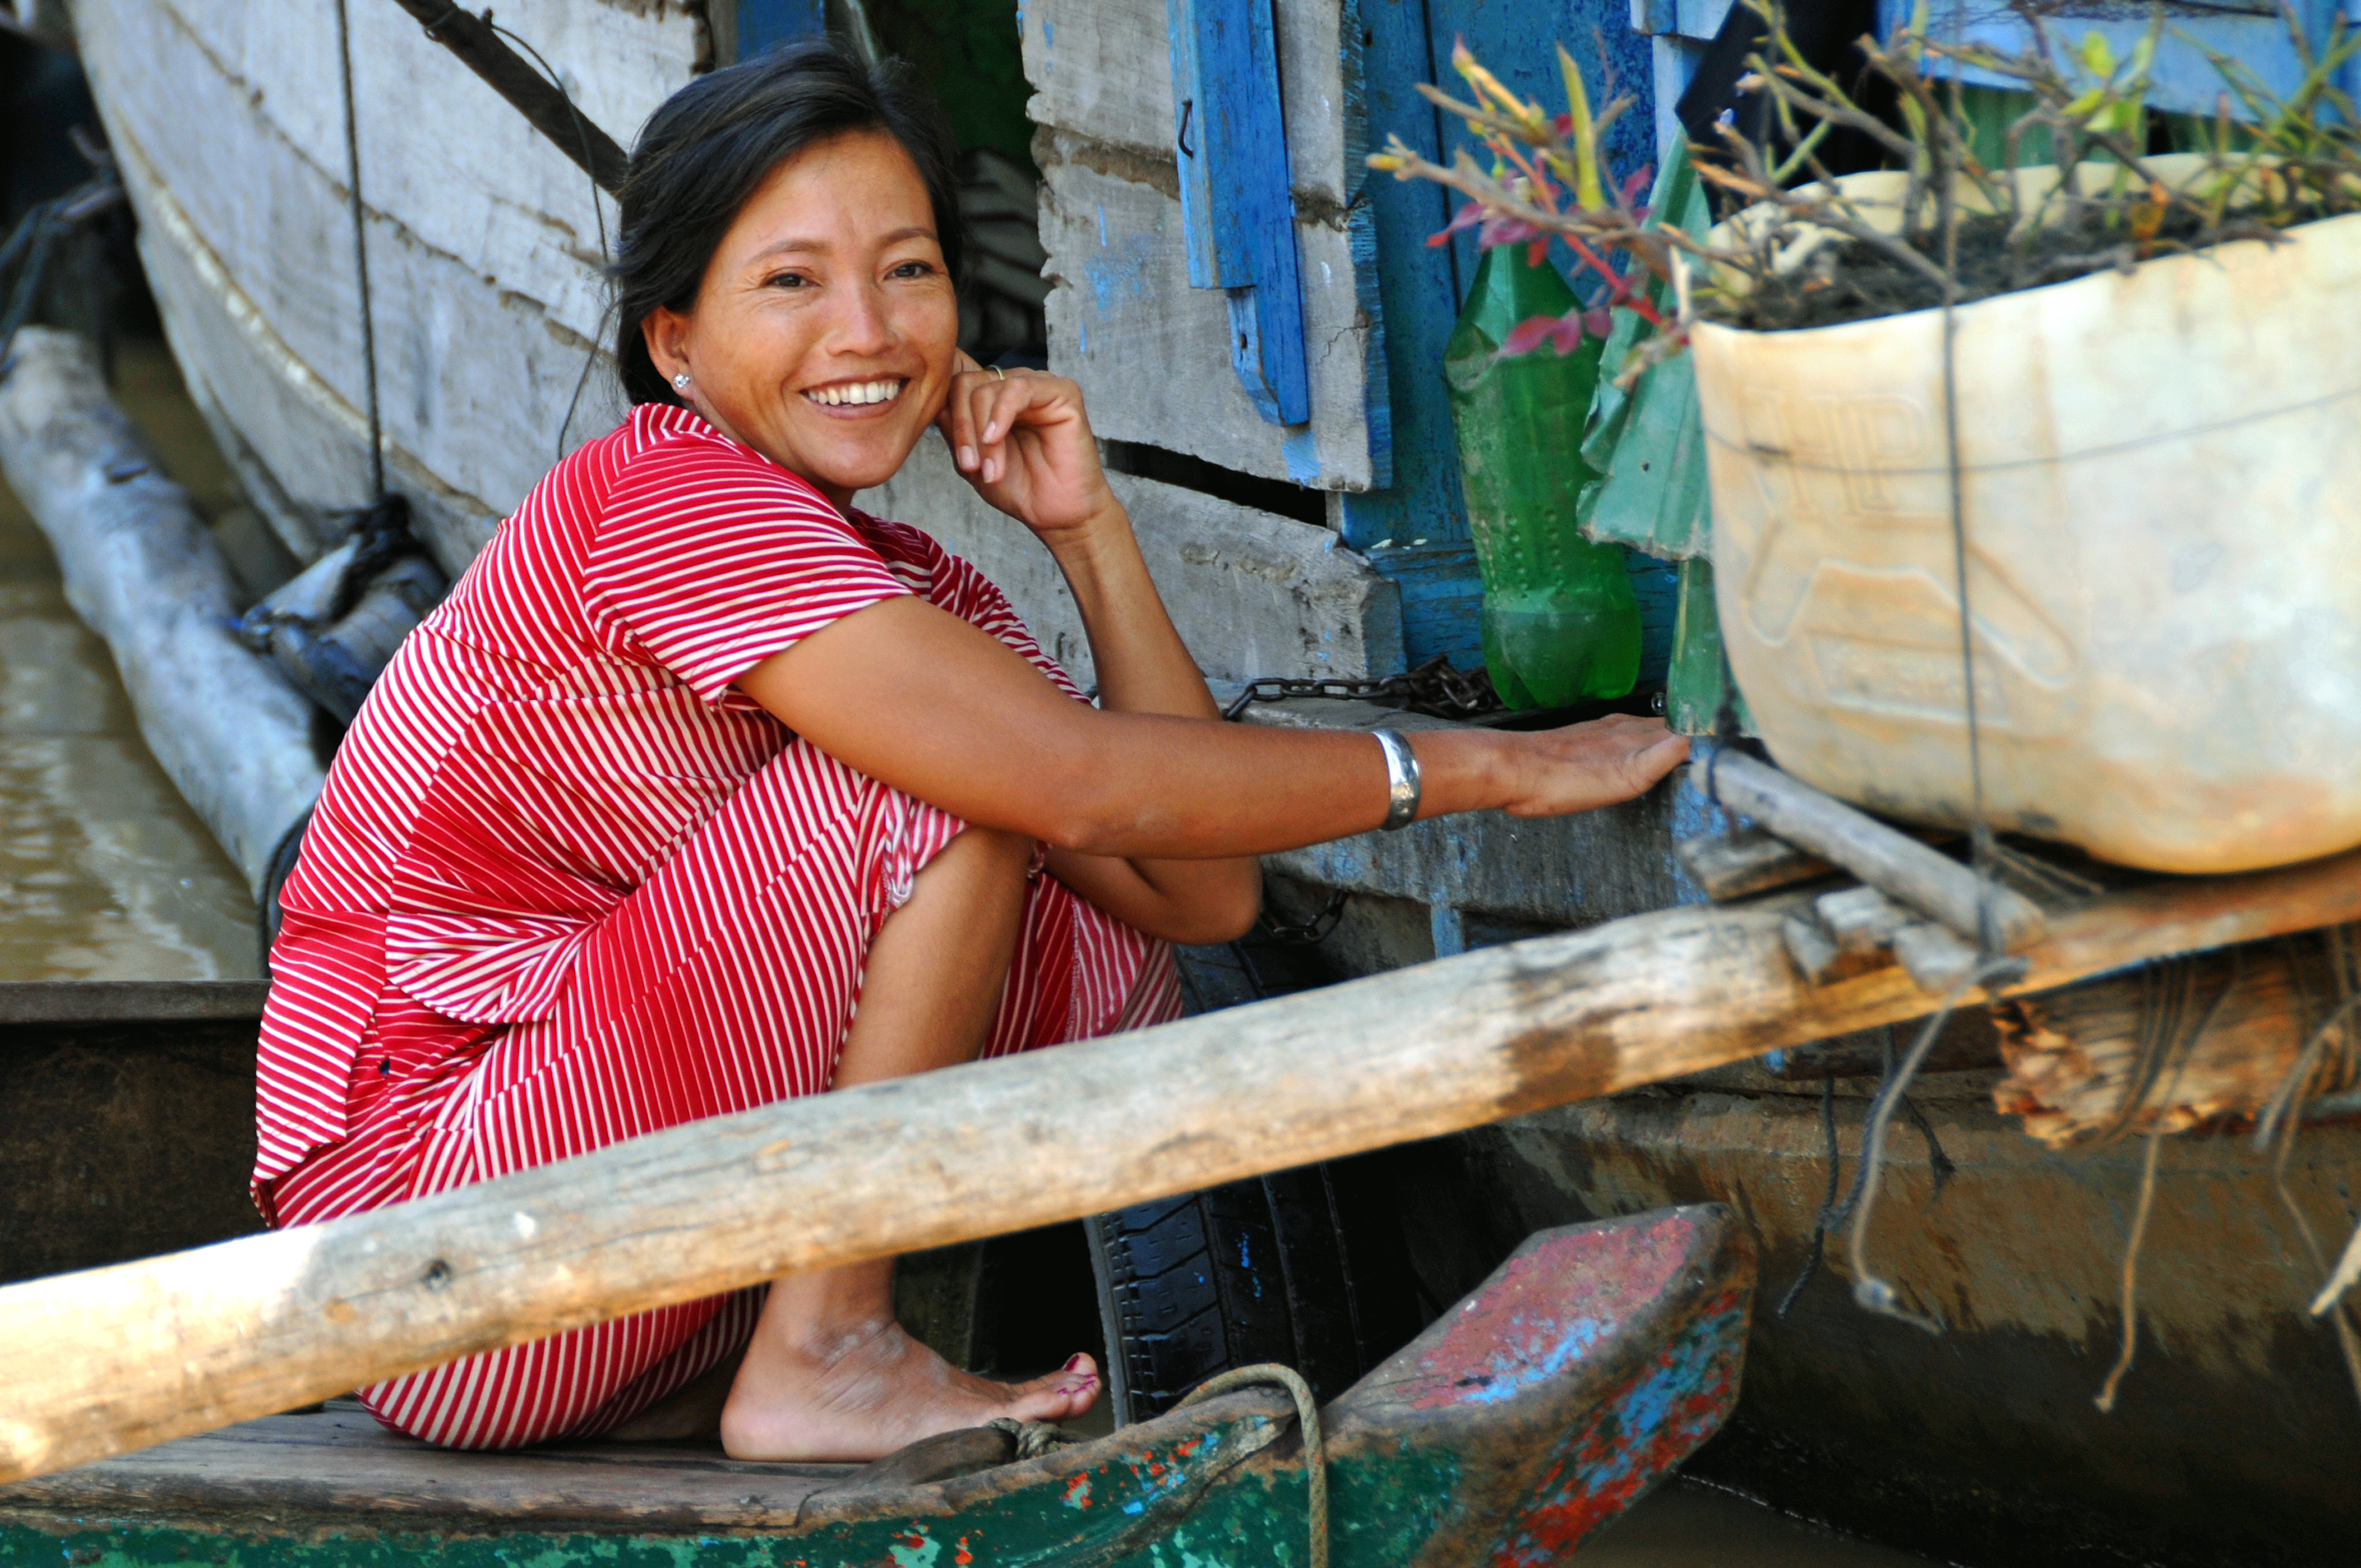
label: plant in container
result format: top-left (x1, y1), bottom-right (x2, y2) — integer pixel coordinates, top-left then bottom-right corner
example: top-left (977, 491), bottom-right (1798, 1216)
top-left (1374, 2), bottom-right (2361, 875)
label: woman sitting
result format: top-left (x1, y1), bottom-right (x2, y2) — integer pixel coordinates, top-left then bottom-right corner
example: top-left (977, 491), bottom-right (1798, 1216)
top-left (252, 41), bottom-right (1688, 1463)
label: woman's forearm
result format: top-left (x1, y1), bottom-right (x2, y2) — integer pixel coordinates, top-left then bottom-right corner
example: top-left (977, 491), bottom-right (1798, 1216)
top-left (740, 596), bottom-right (1682, 866)
top-left (1043, 500), bottom-right (1218, 722)
top-left (1040, 500), bottom-right (1258, 937)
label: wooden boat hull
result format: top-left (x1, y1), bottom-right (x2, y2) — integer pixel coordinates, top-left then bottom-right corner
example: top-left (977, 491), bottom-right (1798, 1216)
top-left (0, 981), bottom-right (268, 1288)
top-left (1467, 1075), bottom-right (2361, 1568)
top-left (0, 1206), bottom-right (1754, 1566)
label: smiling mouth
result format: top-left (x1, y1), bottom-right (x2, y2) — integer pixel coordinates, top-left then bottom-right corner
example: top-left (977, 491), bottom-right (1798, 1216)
top-left (804, 378), bottom-right (906, 408)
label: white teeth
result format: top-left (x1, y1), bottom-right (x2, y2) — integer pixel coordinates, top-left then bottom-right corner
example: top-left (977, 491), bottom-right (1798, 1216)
top-left (806, 379), bottom-right (903, 407)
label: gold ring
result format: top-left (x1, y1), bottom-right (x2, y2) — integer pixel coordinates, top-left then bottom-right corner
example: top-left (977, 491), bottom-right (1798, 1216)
top-left (990, 365), bottom-right (1007, 380)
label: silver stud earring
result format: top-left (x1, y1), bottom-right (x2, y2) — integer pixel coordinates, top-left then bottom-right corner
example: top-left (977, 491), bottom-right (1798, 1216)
top-left (671, 371), bottom-right (692, 390)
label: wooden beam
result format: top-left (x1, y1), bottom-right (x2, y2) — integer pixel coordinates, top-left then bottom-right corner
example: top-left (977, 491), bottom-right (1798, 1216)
top-left (2, 847), bottom-right (2357, 1483)
top-left (1700, 752), bottom-right (2047, 950)
top-left (383, 0), bottom-right (630, 195)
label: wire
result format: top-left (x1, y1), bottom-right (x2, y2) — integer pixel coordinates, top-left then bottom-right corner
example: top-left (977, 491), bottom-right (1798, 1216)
top-left (486, 19), bottom-right (613, 459)
top-left (333, 0), bottom-right (385, 500)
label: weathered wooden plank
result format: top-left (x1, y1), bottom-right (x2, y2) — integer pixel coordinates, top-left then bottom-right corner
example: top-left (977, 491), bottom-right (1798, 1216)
top-left (109, 122), bottom-right (503, 571)
top-left (1038, 144), bottom-right (1375, 488)
top-left (1020, 0), bottom-right (1352, 206)
top-left (0, 982), bottom-right (270, 1026)
top-left (0, 1011), bottom-right (265, 1288)
top-left (73, 0), bottom-right (691, 562)
top-left (1995, 931), bottom-right (2361, 1147)
top-left (0, 1406), bottom-right (846, 1529)
top-left (384, 0), bottom-right (632, 192)
top-left (861, 429), bottom-right (1402, 687)
top-left (1705, 752), bottom-right (2046, 952)
top-left (3, 844), bottom-right (2354, 1482)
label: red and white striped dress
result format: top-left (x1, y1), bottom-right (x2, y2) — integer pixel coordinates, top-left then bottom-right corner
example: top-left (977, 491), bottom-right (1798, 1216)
top-left (256, 402), bottom-right (1179, 1449)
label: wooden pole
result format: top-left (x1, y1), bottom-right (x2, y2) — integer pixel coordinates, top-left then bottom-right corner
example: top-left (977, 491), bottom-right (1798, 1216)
top-left (1700, 752), bottom-right (2047, 950)
top-left (2, 848), bottom-right (2356, 1483)
top-left (383, 0), bottom-right (632, 195)
top-left (0, 329), bottom-right (325, 895)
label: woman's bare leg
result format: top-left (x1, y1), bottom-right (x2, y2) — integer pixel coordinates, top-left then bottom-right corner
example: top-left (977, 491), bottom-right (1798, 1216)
top-left (718, 826), bottom-right (1101, 1461)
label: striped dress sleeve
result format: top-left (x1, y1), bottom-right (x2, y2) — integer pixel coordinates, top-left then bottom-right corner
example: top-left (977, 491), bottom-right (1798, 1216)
top-left (584, 433), bottom-right (912, 702)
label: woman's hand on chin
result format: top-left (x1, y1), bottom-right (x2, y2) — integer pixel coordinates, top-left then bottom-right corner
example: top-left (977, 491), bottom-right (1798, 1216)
top-left (938, 354), bottom-right (1123, 547)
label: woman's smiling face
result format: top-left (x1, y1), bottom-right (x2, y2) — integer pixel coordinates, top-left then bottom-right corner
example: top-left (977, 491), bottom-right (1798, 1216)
top-left (643, 130), bottom-right (959, 509)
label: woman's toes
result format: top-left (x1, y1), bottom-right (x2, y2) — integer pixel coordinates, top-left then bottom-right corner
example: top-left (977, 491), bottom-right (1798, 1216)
top-left (1004, 1358), bottom-right (1101, 1422)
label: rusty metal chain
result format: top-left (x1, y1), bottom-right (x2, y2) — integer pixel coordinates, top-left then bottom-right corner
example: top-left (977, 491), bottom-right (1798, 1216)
top-left (1221, 655), bottom-right (1500, 723)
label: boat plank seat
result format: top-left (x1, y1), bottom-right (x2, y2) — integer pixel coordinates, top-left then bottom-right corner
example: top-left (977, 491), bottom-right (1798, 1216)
top-left (0, 1403), bottom-right (844, 1530)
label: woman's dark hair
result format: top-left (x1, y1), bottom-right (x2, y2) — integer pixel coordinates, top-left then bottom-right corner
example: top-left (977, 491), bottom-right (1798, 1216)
top-left (611, 40), bottom-right (963, 406)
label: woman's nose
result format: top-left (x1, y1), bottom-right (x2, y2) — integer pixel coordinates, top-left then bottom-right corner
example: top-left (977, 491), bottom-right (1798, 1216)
top-left (824, 281), bottom-right (896, 355)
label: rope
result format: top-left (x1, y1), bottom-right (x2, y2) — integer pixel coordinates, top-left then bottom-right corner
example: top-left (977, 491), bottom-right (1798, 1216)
top-left (983, 1417), bottom-right (1076, 1461)
top-left (1179, 1365), bottom-right (1325, 1568)
top-left (480, 18), bottom-right (613, 458)
top-left (332, 0), bottom-right (384, 500)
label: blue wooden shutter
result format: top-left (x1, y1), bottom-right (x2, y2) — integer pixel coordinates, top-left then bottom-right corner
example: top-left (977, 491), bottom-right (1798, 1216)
top-left (1167, 0), bottom-right (1312, 426)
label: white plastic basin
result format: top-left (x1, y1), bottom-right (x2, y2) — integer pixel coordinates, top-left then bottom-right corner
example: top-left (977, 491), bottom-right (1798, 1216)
top-left (1694, 204), bottom-right (2361, 873)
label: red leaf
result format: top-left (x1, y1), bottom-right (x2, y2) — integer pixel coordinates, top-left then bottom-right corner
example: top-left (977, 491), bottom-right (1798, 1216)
top-left (1500, 314), bottom-right (1564, 357)
top-left (1427, 201), bottom-right (1489, 247)
top-left (1526, 237), bottom-right (1550, 268)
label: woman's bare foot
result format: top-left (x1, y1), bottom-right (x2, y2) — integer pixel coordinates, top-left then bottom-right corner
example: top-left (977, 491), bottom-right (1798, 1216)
top-left (719, 1257), bottom-right (1098, 1462)
top-left (721, 1315), bottom-right (1098, 1462)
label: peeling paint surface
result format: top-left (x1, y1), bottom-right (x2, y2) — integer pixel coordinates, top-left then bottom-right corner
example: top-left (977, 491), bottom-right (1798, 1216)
top-left (1409, 1216), bottom-right (1694, 1411)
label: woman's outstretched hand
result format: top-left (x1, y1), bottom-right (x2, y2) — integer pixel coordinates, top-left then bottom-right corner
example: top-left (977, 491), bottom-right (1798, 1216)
top-left (937, 354), bottom-right (1117, 545)
top-left (1486, 713), bottom-right (1691, 819)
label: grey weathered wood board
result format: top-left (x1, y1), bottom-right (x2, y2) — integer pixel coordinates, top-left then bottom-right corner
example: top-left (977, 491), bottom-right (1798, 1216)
top-left (1036, 141), bottom-right (1380, 491)
top-left (1025, 0), bottom-right (1384, 492)
top-left (1237, 696), bottom-right (1694, 925)
top-left (863, 429), bottom-right (1401, 687)
top-left (0, 1406), bottom-right (847, 1529)
top-left (73, 0), bottom-right (696, 569)
top-left (1020, 0), bottom-right (1357, 207)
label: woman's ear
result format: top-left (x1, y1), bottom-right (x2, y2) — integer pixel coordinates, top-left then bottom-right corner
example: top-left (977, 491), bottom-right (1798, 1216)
top-left (642, 305), bottom-right (691, 385)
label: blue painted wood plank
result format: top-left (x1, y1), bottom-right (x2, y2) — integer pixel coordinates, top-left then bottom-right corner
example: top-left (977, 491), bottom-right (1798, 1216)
top-left (1428, 1), bottom-right (1659, 298)
top-left (1339, 0), bottom-right (1471, 668)
top-left (1166, 0), bottom-right (1310, 425)
top-left (736, 0), bottom-right (827, 59)
top-left (1886, 0), bottom-right (2357, 119)
top-left (1342, 0), bottom-right (1660, 673)
top-left (1357, 540), bottom-right (1487, 674)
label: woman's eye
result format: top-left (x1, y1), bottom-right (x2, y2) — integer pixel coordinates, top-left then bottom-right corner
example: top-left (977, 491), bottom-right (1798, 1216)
top-left (765, 271), bottom-right (811, 290)
top-left (889, 260), bottom-right (935, 280)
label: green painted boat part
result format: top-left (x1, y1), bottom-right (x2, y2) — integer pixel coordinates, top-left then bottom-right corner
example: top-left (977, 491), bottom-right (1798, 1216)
top-left (0, 1208), bottom-right (1754, 1568)
top-left (1443, 243), bottom-right (1642, 710)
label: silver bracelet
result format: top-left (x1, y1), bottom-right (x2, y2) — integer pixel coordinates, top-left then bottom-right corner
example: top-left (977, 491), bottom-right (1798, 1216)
top-left (1373, 729), bottom-right (1421, 831)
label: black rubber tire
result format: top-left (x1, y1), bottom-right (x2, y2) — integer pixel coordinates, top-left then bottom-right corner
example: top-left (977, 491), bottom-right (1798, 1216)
top-left (1086, 1153), bottom-right (1419, 1426)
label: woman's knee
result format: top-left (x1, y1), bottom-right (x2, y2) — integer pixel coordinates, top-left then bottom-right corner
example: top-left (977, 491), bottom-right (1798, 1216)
top-left (924, 824), bottom-right (1035, 887)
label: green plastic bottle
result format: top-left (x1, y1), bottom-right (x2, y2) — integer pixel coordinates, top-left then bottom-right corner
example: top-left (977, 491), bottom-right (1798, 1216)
top-left (1444, 244), bottom-right (1642, 709)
